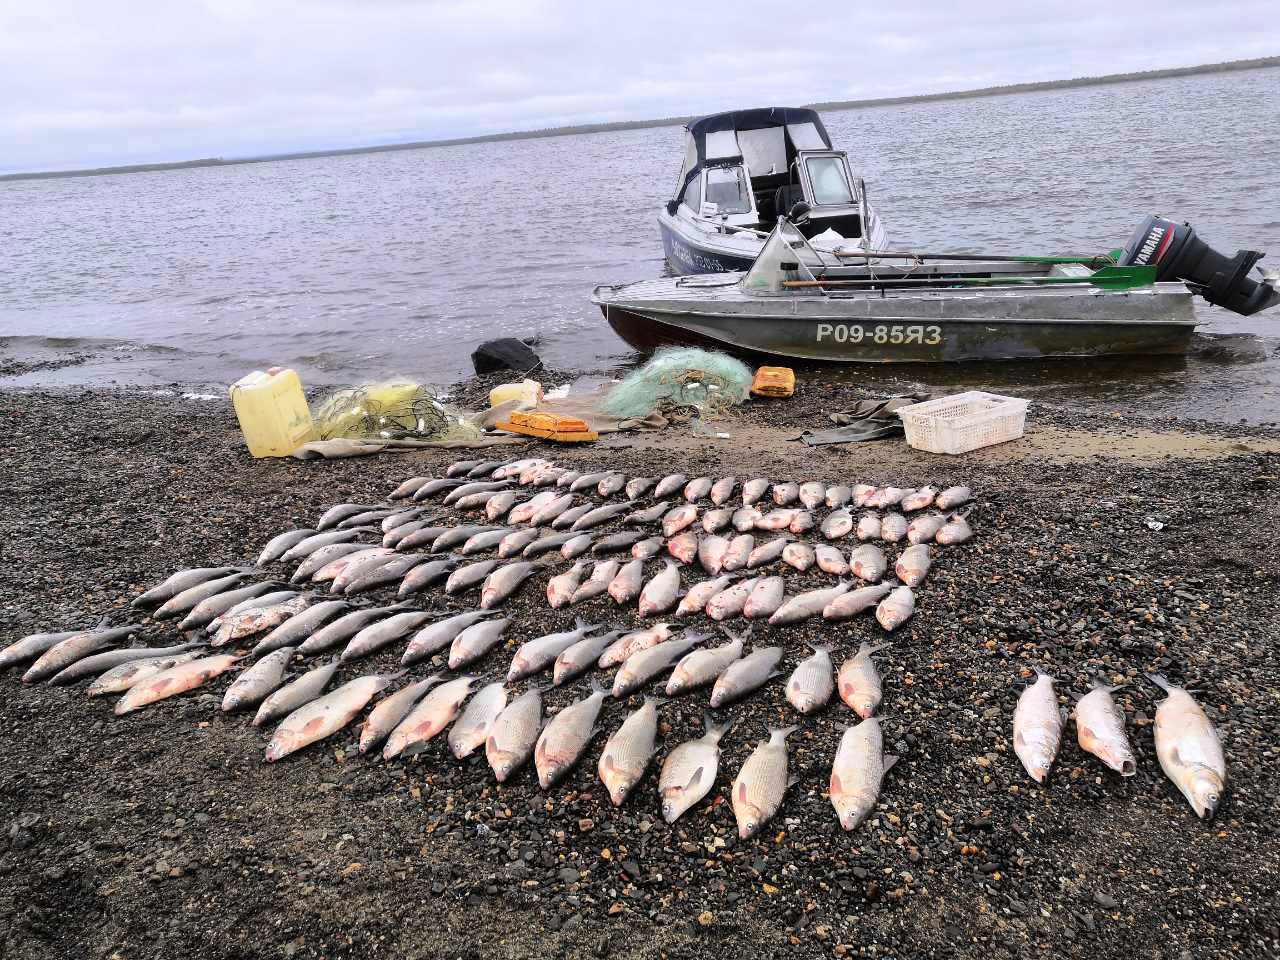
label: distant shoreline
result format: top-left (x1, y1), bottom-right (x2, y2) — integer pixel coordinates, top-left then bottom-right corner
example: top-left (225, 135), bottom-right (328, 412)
top-left (5, 55), bottom-right (1276, 183)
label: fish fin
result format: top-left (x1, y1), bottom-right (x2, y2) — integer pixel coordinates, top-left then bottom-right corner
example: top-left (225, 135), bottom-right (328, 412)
top-left (685, 766), bottom-right (705, 792)
top-left (1145, 672), bottom-right (1173, 693)
top-left (771, 725), bottom-right (799, 741)
top-left (883, 754), bottom-right (900, 774)
top-left (643, 696), bottom-right (668, 709)
top-left (807, 642), bottom-right (832, 654)
top-left (857, 641), bottom-right (889, 657)
top-left (589, 676), bottom-right (609, 697)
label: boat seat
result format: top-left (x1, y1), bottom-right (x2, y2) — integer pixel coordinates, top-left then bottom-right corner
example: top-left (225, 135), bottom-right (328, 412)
top-left (774, 183), bottom-right (806, 220)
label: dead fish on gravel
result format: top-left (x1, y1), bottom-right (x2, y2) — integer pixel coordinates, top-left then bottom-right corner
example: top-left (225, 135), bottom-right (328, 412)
top-left (1149, 674), bottom-right (1226, 818)
top-left (382, 508), bottom-right (431, 533)
top-left (709, 477), bottom-right (737, 505)
top-left (253, 659), bottom-right (340, 726)
top-left (389, 476), bottom-right (432, 500)
top-left (401, 611), bottom-right (497, 666)
top-left (661, 505), bottom-right (699, 537)
top-left (311, 547), bottom-right (392, 585)
top-left (396, 558), bottom-right (458, 596)
top-left (743, 577), bottom-right (785, 620)
top-left (448, 618), bottom-right (511, 669)
top-left (341, 609), bottom-right (436, 661)
top-left (771, 582), bottom-right (852, 626)
top-left (536, 679), bottom-right (609, 788)
top-left (710, 645), bottom-right (783, 707)
top-left (359, 676), bottom-right (443, 754)
top-left (875, 585), bottom-right (915, 631)
top-left (852, 484), bottom-right (877, 507)
top-left (571, 501), bottom-right (636, 532)
top-left (935, 485), bottom-right (972, 510)
top-left (826, 485), bottom-right (852, 509)
top-left (756, 508), bottom-right (797, 531)
top-left (560, 533), bottom-right (595, 560)
top-left (569, 471), bottom-right (611, 493)
top-left (88, 651), bottom-right (204, 697)
top-left (718, 534), bottom-right (753, 572)
top-left (667, 629), bottom-right (745, 694)
top-left (0, 629), bottom-right (82, 672)
top-left (732, 726), bottom-right (796, 839)
top-left (821, 509), bottom-right (854, 540)
top-left (383, 675), bottom-right (477, 760)
top-left (772, 483), bottom-right (799, 506)
top-left (114, 653), bottom-right (243, 714)
top-left (211, 597), bottom-right (311, 648)
top-left (653, 473), bottom-right (688, 498)
top-left (849, 545), bottom-right (888, 584)
top-left (608, 558), bottom-right (646, 605)
top-left (789, 511), bottom-right (814, 535)
top-left (267, 671), bottom-right (405, 762)
top-left (632, 536), bottom-right (664, 560)
top-left (894, 544), bottom-right (933, 587)
top-left (509, 619), bottom-right (602, 681)
top-left (547, 561), bottom-right (590, 608)
top-left (683, 477), bottom-right (713, 502)
top-left (131, 566), bottom-right (245, 609)
top-left (701, 508), bottom-right (733, 534)
top-left (461, 528), bottom-right (515, 555)
top-left (498, 528), bottom-right (542, 558)
top-left (638, 561), bottom-right (682, 616)
top-left (449, 681), bottom-right (509, 759)
top-left (553, 629), bottom-right (624, 686)
top-left (831, 717), bottom-right (898, 830)
top-left (280, 528), bottom-right (374, 563)
top-left (660, 714), bottom-right (732, 822)
top-left (384, 521), bottom-right (429, 549)
top-left (344, 554), bottom-right (428, 595)
top-left (180, 581), bottom-right (280, 630)
top-left (216, 589), bottom-right (300, 624)
top-left (746, 537), bottom-right (788, 569)
top-left (625, 477), bottom-right (657, 499)
top-left (487, 686), bottom-right (545, 781)
top-left (433, 525), bottom-right (504, 554)
top-left (741, 478), bottom-right (769, 505)
top-left (154, 572), bottom-right (253, 619)
top-left (1013, 669), bottom-right (1063, 784)
top-left (331, 550), bottom-right (403, 592)
top-left (815, 544), bottom-right (850, 576)
top-left (297, 603), bottom-right (409, 656)
top-left (936, 512), bottom-right (974, 545)
top-left (337, 508), bottom-right (400, 529)
top-left (485, 491), bottom-right (520, 521)
top-left (599, 623), bottom-right (674, 668)
top-left (252, 600), bottom-right (348, 655)
top-left (222, 647), bottom-right (295, 712)
top-left (446, 459), bottom-right (482, 477)
top-left (316, 504), bottom-right (379, 530)
top-left (869, 487), bottom-right (907, 509)
top-left (480, 560), bottom-right (542, 608)
top-left (555, 470), bottom-right (581, 488)
top-left (507, 491), bottom-right (557, 525)
top-left (24, 624), bottom-right (143, 684)
top-left (667, 531), bottom-right (699, 565)
top-left (799, 482), bottom-right (826, 509)
top-left (677, 574), bottom-right (734, 616)
top-left (626, 501), bottom-right (670, 525)
top-left (613, 633), bottom-right (708, 698)
top-left (552, 503), bottom-right (597, 530)
top-left (706, 576), bottom-right (760, 621)
top-left (443, 480), bottom-right (512, 506)
top-left (597, 473), bottom-right (627, 497)
top-left (530, 493), bottom-right (577, 526)
top-left (787, 643), bottom-right (834, 714)
top-left (856, 514), bottom-right (881, 541)
top-left (781, 542), bottom-right (816, 573)
top-left (697, 535), bottom-right (728, 574)
top-left (1074, 680), bottom-right (1137, 777)
top-left (732, 506), bottom-right (761, 532)
top-left (593, 530), bottom-right (645, 555)
top-left (599, 696), bottom-right (663, 805)
top-left (411, 477), bottom-right (466, 500)
top-left (49, 641), bottom-right (203, 686)
top-left (395, 523), bottom-right (456, 551)
top-left (258, 529), bottom-right (319, 566)
top-left (454, 489), bottom-right (515, 512)
top-left (444, 558), bottom-right (502, 595)
top-left (900, 486), bottom-right (937, 512)
top-left (906, 512), bottom-right (947, 545)
top-left (880, 513), bottom-right (908, 543)
top-left (571, 560), bottom-right (620, 604)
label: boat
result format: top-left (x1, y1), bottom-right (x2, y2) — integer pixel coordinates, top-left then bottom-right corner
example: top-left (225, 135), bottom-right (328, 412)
top-left (658, 107), bottom-right (888, 275)
top-left (596, 212), bottom-right (1280, 363)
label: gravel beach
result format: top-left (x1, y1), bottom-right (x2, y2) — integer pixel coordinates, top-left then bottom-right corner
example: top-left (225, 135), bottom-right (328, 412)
top-left (1, 383), bottom-right (1278, 960)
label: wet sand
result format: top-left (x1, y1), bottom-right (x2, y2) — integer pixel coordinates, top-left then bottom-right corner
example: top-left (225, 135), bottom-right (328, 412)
top-left (1, 384), bottom-right (1278, 960)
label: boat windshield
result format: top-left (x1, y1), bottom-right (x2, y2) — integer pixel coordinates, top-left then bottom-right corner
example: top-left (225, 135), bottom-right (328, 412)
top-left (742, 220), bottom-right (820, 296)
top-left (703, 165), bottom-right (753, 215)
top-left (805, 155), bottom-right (855, 205)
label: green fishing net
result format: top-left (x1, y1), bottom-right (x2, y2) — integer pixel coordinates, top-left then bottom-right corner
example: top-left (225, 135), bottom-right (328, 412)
top-left (601, 348), bottom-right (753, 421)
top-left (312, 379), bottom-right (481, 442)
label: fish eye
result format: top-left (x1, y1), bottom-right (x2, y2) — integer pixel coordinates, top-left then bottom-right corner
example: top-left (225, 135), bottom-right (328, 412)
top-left (1209, 793), bottom-right (1219, 804)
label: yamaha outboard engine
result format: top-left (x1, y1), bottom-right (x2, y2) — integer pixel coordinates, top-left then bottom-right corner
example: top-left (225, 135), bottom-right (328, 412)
top-left (1119, 215), bottom-right (1280, 316)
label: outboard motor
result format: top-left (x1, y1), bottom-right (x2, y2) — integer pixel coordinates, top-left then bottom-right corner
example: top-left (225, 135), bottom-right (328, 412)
top-left (1119, 215), bottom-right (1280, 316)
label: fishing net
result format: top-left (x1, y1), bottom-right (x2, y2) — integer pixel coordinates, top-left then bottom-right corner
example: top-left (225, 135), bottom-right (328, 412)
top-left (312, 379), bottom-right (481, 442)
top-left (601, 348), bottom-right (754, 422)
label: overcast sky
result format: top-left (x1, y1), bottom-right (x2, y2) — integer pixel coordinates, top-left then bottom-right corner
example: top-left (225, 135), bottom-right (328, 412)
top-left (3, 0), bottom-right (1277, 174)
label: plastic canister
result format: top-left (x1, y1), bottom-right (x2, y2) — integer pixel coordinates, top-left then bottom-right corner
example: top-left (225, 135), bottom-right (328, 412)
top-left (489, 379), bottom-right (543, 410)
top-left (229, 367), bottom-right (315, 457)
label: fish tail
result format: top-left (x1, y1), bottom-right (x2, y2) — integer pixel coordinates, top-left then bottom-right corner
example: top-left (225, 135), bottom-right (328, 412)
top-left (1145, 672), bottom-right (1173, 693)
top-left (703, 712), bottom-right (734, 741)
top-left (589, 676), bottom-right (608, 697)
top-left (808, 641), bottom-right (833, 654)
top-left (857, 641), bottom-right (889, 656)
top-left (771, 724), bottom-right (799, 741)
top-left (644, 695), bottom-right (668, 709)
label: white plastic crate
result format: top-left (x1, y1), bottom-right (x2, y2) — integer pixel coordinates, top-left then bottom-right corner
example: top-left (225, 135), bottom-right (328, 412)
top-left (896, 391), bottom-right (1029, 455)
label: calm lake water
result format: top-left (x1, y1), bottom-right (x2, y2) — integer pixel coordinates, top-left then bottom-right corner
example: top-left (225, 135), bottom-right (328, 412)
top-left (3, 67), bottom-right (1279, 424)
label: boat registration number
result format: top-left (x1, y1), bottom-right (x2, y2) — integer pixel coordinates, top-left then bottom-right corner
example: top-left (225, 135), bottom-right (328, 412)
top-left (815, 323), bottom-right (943, 346)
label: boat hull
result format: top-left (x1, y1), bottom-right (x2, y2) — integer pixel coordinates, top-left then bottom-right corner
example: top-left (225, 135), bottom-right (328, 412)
top-left (659, 217), bottom-right (755, 275)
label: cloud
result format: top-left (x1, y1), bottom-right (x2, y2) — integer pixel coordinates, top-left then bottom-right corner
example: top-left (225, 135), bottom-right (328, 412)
top-left (1, 0), bottom-right (1277, 172)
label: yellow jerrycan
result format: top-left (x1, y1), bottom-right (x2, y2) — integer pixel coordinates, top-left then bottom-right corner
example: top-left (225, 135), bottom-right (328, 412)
top-left (229, 367), bottom-right (315, 457)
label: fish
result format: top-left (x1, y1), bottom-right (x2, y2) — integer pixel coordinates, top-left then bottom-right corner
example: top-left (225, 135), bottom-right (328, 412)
top-left (869, 487), bottom-right (907, 509)
top-left (667, 629), bottom-right (745, 694)
top-left (856, 514), bottom-right (882, 541)
top-left (599, 623), bottom-right (674, 668)
top-left (507, 492), bottom-right (558, 525)
top-left (222, 647), bottom-right (295, 711)
top-left (852, 484), bottom-right (878, 507)
top-left (742, 577), bottom-right (785, 620)
top-left (340, 610), bottom-right (436, 661)
top-left (312, 547), bottom-right (393, 586)
top-left (936, 513), bottom-right (974, 545)
top-left (702, 508), bottom-right (734, 534)
top-left (625, 477), bottom-right (657, 499)
top-left (444, 558), bottom-right (502, 595)
top-left (710, 645), bottom-right (783, 707)
top-left (667, 531), bottom-right (700, 565)
top-left (485, 491), bottom-right (520, 521)
top-left (593, 530), bottom-right (645, 554)
top-left (253, 659), bottom-right (340, 727)
top-left (316, 504), bottom-right (379, 530)
top-left (454, 489), bottom-right (515, 512)
top-left (154, 572), bottom-right (252, 619)
top-left (741, 478), bottom-right (770, 505)
top-left (49, 641), bottom-right (203, 686)
top-left (359, 676), bottom-right (442, 754)
top-left (770, 582), bottom-right (851, 626)
top-left (608, 558), bottom-right (646, 605)
top-left (0, 630), bottom-right (85, 672)
top-left (571, 501), bottom-right (636, 532)
top-left (661, 505), bottom-right (699, 537)
top-left (731, 726), bottom-right (796, 839)
top-left (906, 513), bottom-right (947, 545)
top-left (732, 507), bottom-right (762, 532)
top-left (411, 477), bottom-right (467, 500)
top-left (258, 529), bottom-right (319, 566)
top-left (500, 458), bottom-right (550, 481)
top-left (446, 459), bottom-right (481, 477)
top-left (722, 534), bottom-right (756, 572)
top-left (1074, 681), bottom-right (1137, 777)
top-left (344, 554), bottom-right (428, 595)
top-left (569, 471), bottom-right (612, 493)
top-left (461, 528), bottom-right (515, 556)
top-left (297, 605), bottom-right (406, 656)
top-left (900, 486), bottom-right (937, 512)
top-left (279, 528), bottom-right (373, 564)
top-left (789, 511), bottom-right (815, 535)
top-left (894, 544), bottom-right (933, 588)
top-left (467, 459), bottom-right (514, 478)
top-left (433, 525), bottom-right (504, 553)
top-left (830, 717), bottom-right (898, 830)
top-left (705, 577), bottom-right (760, 621)
top-left (535, 679), bottom-right (609, 788)
top-left (448, 681), bottom-right (509, 759)
top-left (486, 687), bottom-right (544, 782)
top-left (1013, 669), bottom-right (1063, 784)
top-left (815, 544), bottom-right (850, 576)
top-left (87, 651), bottom-right (204, 697)
top-left (131, 566), bottom-right (245, 609)
top-left (825, 485), bottom-right (852, 509)
top-left (697, 535), bottom-right (728, 574)
top-left (821, 509), bottom-right (854, 540)
top-left (215, 589), bottom-right (299, 624)
top-left (824, 583), bottom-right (894, 621)
top-left (659, 714), bottom-right (732, 822)
top-left (756, 509), bottom-right (797, 531)
top-left (481, 560), bottom-right (542, 608)
top-left (709, 477), bottom-right (737, 505)
top-left (553, 629), bottom-right (624, 686)
top-left (548, 561), bottom-right (590, 608)
top-left (443, 481), bottom-right (511, 506)
top-left (508, 619), bottom-right (601, 681)
top-left (251, 600), bottom-right (349, 655)
top-left (23, 624), bottom-right (142, 684)
top-left (497, 528), bottom-right (542, 558)
top-left (678, 576), bottom-right (733, 619)
top-left (402, 611), bottom-right (499, 666)
top-left (613, 633), bottom-right (708, 698)
top-left (786, 643), bottom-right (834, 714)
top-left (560, 533), bottom-right (595, 560)
top-left (396, 558), bottom-right (458, 596)
top-left (571, 560), bottom-right (620, 604)
top-left (383, 675), bottom-right (477, 760)
top-left (389, 476), bottom-right (432, 500)
top-left (799, 482), bottom-right (826, 509)
top-left (267, 671), bottom-right (404, 762)
top-left (653, 473), bottom-right (688, 498)
top-left (1148, 674), bottom-right (1226, 818)
top-left (880, 513), bottom-right (908, 543)
top-left (212, 597), bottom-right (311, 648)
top-left (598, 696), bottom-right (663, 805)
top-left (448, 618), bottom-right (511, 669)
top-left (529, 493), bottom-right (576, 526)
top-left (556, 470), bottom-right (582, 488)
top-left (393, 525), bottom-right (455, 552)
top-left (114, 654), bottom-right (242, 714)
top-left (337, 508), bottom-right (400, 529)
top-left (179, 580), bottom-right (282, 630)
top-left (525, 530), bottom-right (591, 559)
top-left (745, 537), bottom-right (787, 569)
top-left (632, 536), bottom-right (664, 560)
top-left (683, 477), bottom-right (713, 502)
top-left (382, 508), bottom-right (431, 533)
top-left (935, 485), bottom-right (972, 510)
top-left (875, 586), bottom-right (916, 631)
top-left (626, 501), bottom-right (670, 525)
top-left (552, 503), bottom-right (597, 530)
top-left (772, 483), bottom-right (799, 506)
top-left (849, 544), bottom-right (888, 583)
top-left (638, 561), bottom-right (682, 616)
top-left (384, 521), bottom-right (429, 549)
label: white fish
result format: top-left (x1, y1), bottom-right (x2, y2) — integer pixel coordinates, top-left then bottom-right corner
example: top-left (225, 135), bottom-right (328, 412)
top-left (221, 647), bottom-right (294, 712)
top-left (731, 726), bottom-right (796, 839)
top-left (830, 717), bottom-right (898, 830)
top-left (894, 544), bottom-right (933, 587)
top-left (553, 629), bottom-right (624, 686)
top-left (383, 675), bottom-right (476, 760)
top-left (1013, 669), bottom-right (1063, 783)
top-left (899, 486), bottom-right (937, 512)
top-left (659, 714), bottom-right (732, 823)
top-left (781, 542), bottom-right (815, 572)
top-left (598, 696), bottom-right (663, 805)
top-left (509, 619), bottom-right (601, 681)
top-left (265, 671), bottom-right (403, 762)
top-left (653, 473), bottom-right (688, 498)
top-left (449, 682), bottom-right (509, 759)
top-left (638, 561), bottom-right (682, 616)
top-left (114, 654), bottom-right (242, 714)
top-left (875, 586), bottom-right (915, 631)
top-left (731, 506), bottom-right (762, 532)
top-left (852, 484), bottom-right (877, 507)
top-left (359, 676), bottom-right (442, 754)
top-left (607, 558), bottom-right (646, 605)
top-left (705, 576), bottom-right (760, 621)
top-left (880, 513), bottom-right (908, 543)
top-left (547, 561), bottom-right (589, 608)
top-left (709, 477), bottom-right (737, 505)
top-left (798, 482), bottom-right (826, 509)
top-left (697, 535), bottom-right (729, 574)
top-left (821, 509), bottom-right (853, 540)
top-left (661, 505), bottom-right (699, 538)
top-left (771, 483), bottom-right (799, 506)
top-left (935, 485), bottom-right (972, 510)
top-left (570, 560), bottom-right (620, 604)
top-left (906, 512), bottom-right (947, 544)
top-left (1148, 674), bottom-right (1227, 818)
top-left (666, 627), bottom-right (747, 695)
top-left (599, 623), bottom-right (674, 668)
top-left (786, 643), bottom-right (834, 714)
top-left (253, 660), bottom-right (340, 727)
top-left (823, 583), bottom-right (894, 621)
top-left (769, 583), bottom-right (851, 626)
top-left (856, 514), bottom-right (881, 541)
top-left (788, 511), bottom-right (814, 535)
top-left (825, 485), bottom-right (852, 509)
top-left (709, 645), bottom-right (783, 707)
top-left (612, 633), bottom-right (707, 698)
top-left (936, 513), bottom-right (974, 545)
top-left (745, 537), bottom-right (787, 569)
top-left (535, 680), bottom-right (609, 788)
top-left (848, 544), bottom-right (887, 583)
top-left (447, 618), bottom-right (510, 669)
top-left (837, 642), bottom-right (887, 718)
top-left (721, 534), bottom-right (755, 571)
top-left (486, 686), bottom-right (544, 782)
top-left (677, 575), bottom-right (733, 616)
top-left (814, 544), bottom-right (849, 576)
top-left (1074, 681), bottom-right (1137, 777)
top-left (741, 478), bottom-right (769, 505)
top-left (683, 476), bottom-right (713, 502)
top-left (742, 576), bottom-right (785, 620)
